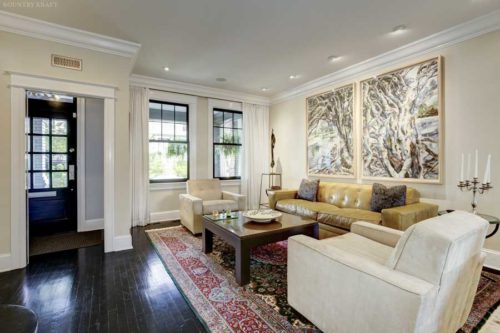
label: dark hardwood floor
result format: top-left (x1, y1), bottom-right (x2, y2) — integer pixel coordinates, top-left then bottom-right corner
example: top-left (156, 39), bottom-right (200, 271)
top-left (0, 222), bottom-right (206, 333)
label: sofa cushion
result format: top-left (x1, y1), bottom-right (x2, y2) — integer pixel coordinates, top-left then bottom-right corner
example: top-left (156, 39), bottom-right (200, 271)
top-left (321, 233), bottom-right (393, 265)
top-left (297, 178), bottom-right (320, 201)
top-left (370, 183), bottom-right (406, 212)
top-left (275, 199), bottom-right (337, 219)
top-left (317, 208), bottom-right (381, 231)
top-left (202, 200), bottom-right (238, 214)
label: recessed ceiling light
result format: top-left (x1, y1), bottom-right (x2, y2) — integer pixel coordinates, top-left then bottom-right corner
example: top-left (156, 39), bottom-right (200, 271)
top-left (216, 77), bottom-right (227, 82)
top-left (327, 55), bottom-right (341, 63)
top-left (391, 25), bottom-right (407, 35)
top-left (289, 75), bottom-right (299, 80)
top-left (163, 66), bottom-right (170, 71)
top-left (261, 88), bottom-right (269, 92)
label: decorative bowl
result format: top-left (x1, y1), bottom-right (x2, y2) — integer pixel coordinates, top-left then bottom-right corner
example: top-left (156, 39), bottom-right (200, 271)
top-left (242, 210), bottom-right (282, 223)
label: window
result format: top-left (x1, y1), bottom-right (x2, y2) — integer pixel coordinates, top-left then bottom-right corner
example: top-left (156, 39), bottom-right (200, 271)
top-left (26, 117), bottom-right (70, 189)
top-left (213, 109), bottom-right (242, 179)
top-left (149, 101), bottom-right (189, 182)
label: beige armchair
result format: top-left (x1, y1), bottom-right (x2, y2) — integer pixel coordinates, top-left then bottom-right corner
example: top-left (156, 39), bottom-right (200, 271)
top-left (179, 179), bottom-right (246, 234)
top-left (288, 211), bottom-right (488, 333)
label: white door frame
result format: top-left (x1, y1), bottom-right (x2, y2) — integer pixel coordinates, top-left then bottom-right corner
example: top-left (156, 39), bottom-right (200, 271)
top-left (10, 73), bottom-right (117, 269)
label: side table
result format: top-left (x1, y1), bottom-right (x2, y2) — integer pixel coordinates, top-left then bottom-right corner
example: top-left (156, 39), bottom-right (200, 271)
top-left (438, 210), bottom-right (499, 238)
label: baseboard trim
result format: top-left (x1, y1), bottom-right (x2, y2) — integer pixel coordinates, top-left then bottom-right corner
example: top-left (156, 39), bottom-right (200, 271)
top-left (483, 248), bottom-right (500, 271)
top-left (113, 235), bottom-right (133, 252)
top-left (150, 210), bottom-right (180, 223)
top-left (0, 253), bottom-right (12, 273)
top-left (78, 218), bottom-right (104, 232)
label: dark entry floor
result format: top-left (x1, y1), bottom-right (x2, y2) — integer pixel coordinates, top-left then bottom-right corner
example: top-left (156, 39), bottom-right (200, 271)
top-left (29, 230), bottom-right (104, 256)
top-left (0, 222), bottom-right (206, 333)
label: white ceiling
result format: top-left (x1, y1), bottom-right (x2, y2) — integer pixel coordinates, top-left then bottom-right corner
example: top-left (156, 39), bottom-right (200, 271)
top-left (3, 0), bottom-right (500, 96)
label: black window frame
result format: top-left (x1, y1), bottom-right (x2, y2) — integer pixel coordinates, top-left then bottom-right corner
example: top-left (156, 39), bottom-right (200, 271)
top-left (212, 108), bottom-right (242, 180)
top-left (148, 100), bottom-right (190, 183)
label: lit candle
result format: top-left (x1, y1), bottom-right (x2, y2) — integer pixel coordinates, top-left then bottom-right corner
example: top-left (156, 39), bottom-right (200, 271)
top-left (484, 154), bottom-right (491, 184)
top-left (460, 153), bottom-right (464, 182)
top-left (474, 149), bottom-right (478, 178)
top-left (466, 154), bottom-right (471, 180)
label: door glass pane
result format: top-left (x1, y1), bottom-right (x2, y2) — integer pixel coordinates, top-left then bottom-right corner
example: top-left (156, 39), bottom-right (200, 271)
top-left (32, 118), bottom-right (50, 134)
top-left (52, 154), bottom-right (68, 170)
top-left (52, 119), bottom-right (68, 135)
top-left (149, 103), bottom-right (162, 121)
top-left (33, 154), bottom-right (50, 170)
top-left (233, 113), bottom-right (242, 129)
top-left (52, 137), bottom-right (67, 152)
top-left (33, 136), bottom-right (50, 152)
top-left (33, 172), bottom-right (50, 189)
top-left (214, 111), bottom-right (224, 127)
top-left (52, 172), bottom-right (68, 188)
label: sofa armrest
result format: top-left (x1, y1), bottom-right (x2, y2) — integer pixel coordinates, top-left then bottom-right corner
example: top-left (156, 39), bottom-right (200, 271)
top-left (381, 202), bottom-right (439, 231)
top-left (351, 221), bottom-right (403, 247)
top-left (222, 191), bottom-right (247, 211)
top-left (288, 235), bottom-right (437, 333)
top-left (179, 194), bottom-right (203, 215)
top-left (268, 189), bottom-right (298, 209)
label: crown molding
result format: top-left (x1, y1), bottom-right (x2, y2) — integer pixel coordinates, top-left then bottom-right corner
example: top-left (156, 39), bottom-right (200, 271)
top-left (130, 74), bottom-right (270, 106)
top-left (0, 10), bottom-right (141, 58)
top-left (271, 10), bottom-right (500, 104)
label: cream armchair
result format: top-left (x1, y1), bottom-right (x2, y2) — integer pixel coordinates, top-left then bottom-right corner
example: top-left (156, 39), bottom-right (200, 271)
top-left (288, 211), bottom-right (488, 333)
top-left (179, 179), bottom-right (246, 234)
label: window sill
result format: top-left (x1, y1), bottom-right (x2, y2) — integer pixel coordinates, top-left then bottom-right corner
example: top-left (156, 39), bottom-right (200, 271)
top-left (150, 182), bottom-right (186, 191)
top-left (149, 179), bottom-right (241, 192)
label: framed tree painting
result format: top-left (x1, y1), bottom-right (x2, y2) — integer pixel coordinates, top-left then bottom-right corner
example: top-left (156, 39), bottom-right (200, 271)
top-left (306, 83), bottom-right (355, 177)
top-left (361, 57), bottom-right (442, 183)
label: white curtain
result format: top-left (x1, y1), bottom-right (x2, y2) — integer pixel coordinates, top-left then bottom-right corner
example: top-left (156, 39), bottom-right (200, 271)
top-left (241, 103), bottom-right (270, 210)
top-left (130, 86), bottom-right (150, 226)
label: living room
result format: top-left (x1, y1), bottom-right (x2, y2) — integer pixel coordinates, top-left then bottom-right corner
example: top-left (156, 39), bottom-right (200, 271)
top-left (0, 1), bottom-right (499, 332)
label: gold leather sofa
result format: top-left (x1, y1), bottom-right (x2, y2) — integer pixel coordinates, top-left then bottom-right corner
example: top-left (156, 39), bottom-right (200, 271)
top-left (268, 182), bottom-right (438, 238)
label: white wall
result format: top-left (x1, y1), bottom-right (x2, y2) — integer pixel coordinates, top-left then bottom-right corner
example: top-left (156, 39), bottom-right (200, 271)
top-left (270, 29), bottom-right (500, 252)
top-left (84, 98), bottom-right (104, 222)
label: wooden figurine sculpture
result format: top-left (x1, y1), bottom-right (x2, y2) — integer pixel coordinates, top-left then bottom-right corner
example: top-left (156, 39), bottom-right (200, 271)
top-left (270, 129), bottom-right (276, 170)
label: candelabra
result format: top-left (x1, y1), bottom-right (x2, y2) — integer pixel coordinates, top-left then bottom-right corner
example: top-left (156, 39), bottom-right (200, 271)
top-left (457, 178), bottom-right (493, 214)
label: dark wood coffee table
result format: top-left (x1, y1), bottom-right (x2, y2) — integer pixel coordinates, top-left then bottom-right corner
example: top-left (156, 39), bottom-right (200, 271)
top-left (202, 211), bottom-right (319, 286)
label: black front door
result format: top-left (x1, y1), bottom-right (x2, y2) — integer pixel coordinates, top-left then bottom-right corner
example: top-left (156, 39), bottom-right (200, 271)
top-left (27, 97), bottom-right (77, 236)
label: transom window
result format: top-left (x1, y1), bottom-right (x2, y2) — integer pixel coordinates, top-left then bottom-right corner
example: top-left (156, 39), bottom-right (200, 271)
top-left (149, 100), bottom-right (189, 182)
top-left (213, 109), bottom-right (242, 179)
top-left (26, 117), bottom-right (69, 189)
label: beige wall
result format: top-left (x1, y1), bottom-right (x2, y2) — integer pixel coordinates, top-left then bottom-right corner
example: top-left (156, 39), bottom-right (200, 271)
top-left (270, 29), bottom-right (500, 251)
top-left (149, 96), bottom-right (240, 213)
top-left (0, 31), bottom-right (133, 254)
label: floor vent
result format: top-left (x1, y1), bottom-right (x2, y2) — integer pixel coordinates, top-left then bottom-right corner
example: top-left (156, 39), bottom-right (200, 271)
top-left (51, 54), bottom-right (82, 71)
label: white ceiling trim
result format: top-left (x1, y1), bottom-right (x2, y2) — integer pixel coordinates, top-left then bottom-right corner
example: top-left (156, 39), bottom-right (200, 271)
top-left (130, 74), bottom-right (270, 106)
top-left (271, 10), bottom-right (500, 105)
top-left (0, 10), bottom-right (141, 58)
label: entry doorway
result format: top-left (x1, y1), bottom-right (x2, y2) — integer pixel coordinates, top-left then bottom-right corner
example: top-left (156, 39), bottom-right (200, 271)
top-left (26, 91), bottom-right (104, 256)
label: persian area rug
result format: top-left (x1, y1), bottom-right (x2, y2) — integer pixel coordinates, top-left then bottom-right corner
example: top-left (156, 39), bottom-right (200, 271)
top-left (146, 226), bottom-right (500, 333)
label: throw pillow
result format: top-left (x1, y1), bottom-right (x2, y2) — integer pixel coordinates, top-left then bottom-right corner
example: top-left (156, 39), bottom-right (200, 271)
top-left (297, 179), bottom-right (320, 202)
top-left (370, 183), bottom-right (407, 212)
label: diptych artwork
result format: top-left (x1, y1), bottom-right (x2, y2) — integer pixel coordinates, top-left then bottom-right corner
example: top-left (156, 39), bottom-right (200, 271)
top-left (361, 57), bottom-right (441, 182)
top-left (306, 84), bottom-right (354, 177)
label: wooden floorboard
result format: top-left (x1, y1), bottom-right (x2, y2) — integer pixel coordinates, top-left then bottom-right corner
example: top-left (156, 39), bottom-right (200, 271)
top-left (0, 222), bottom-right (206, 333)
